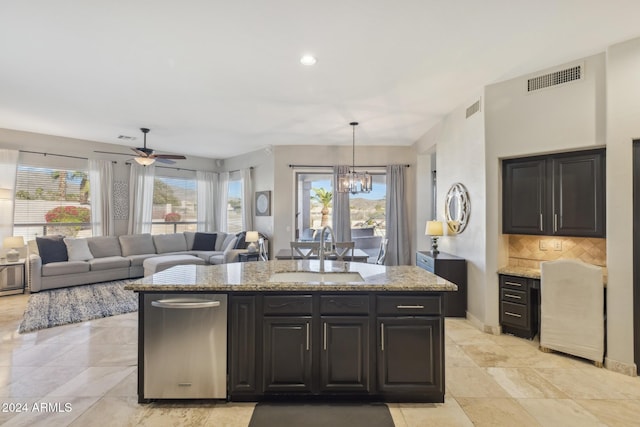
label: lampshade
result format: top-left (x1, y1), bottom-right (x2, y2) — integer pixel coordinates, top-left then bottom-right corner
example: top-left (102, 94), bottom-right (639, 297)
top-left (245, 231), bottom-right (259, 243)
top-left (0, 188), bottom-right (11, 200)
top-left (425, 221), bottom-right (443, 236)
top-left (134, 157), bottom-right (156, 166)
top-left (3, 236), bottom-right (24, 249)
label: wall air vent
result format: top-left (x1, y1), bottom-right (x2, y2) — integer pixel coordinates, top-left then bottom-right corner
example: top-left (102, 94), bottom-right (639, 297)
top-left (527, 64), bottom-right (582, 92)
top-left (465, 100), bottom-right (481, 118)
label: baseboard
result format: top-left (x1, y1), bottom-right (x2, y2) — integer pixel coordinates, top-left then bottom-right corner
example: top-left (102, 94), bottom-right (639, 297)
top-left (605, 357), bottom-right (638, 377)
top-left (465, 311), bottom-right (501, 335)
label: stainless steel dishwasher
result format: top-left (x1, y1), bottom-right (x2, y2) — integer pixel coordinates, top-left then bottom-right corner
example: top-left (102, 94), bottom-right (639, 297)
top-left (143, 293), bottom-right (227, 399)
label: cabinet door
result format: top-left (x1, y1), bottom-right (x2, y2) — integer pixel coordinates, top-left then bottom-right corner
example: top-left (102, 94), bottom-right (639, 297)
top-left (263, 317), bottom-right (312, 393)
top-left (377, 317), bottom-right (443, 395)
top-left (229, 296), bottom-right (257, 395)
top-left (320, 317), bottom-right (370, 392)
top-left (503, 158), bottom-right (546, 234)
top-left (552, 151), bottom-right (605, 237)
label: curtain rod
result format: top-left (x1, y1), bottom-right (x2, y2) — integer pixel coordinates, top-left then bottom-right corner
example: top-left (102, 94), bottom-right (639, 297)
top-left (20, 150), bottom-right (117, 163)
top-left (288, 164), bottom-right (410, 168)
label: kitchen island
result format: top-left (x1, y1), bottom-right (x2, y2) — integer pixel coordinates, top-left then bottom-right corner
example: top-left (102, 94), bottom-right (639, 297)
top-left (125, 260), bottom-right (458, 403)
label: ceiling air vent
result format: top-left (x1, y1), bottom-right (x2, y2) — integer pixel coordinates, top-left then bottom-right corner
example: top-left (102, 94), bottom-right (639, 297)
top-left (527, 64), bottom-right (582, 92)
top-left (466, 99), bottom-right (481, 118)
top-left (117, 135), bottom-right (136, 141)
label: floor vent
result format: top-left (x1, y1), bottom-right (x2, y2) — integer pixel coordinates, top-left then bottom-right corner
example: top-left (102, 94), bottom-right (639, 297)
top-left (527, 65), bottom-right (582, 92)
top-left (466, 100), bottom-right (481, 118)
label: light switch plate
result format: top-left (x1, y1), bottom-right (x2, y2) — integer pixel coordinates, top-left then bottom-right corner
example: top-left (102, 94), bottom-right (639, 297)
top-left (539, 240), bottom-right (548, 251)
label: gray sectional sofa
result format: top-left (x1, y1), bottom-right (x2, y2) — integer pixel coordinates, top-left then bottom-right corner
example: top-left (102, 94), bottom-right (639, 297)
top-left (28, 231), bottom-right (241, 292)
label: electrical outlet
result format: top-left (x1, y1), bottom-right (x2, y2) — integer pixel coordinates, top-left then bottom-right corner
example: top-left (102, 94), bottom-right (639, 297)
top-left (553, 240), bottom-right (562, 251)
top-left (539, 240), bottom-right (548, 251)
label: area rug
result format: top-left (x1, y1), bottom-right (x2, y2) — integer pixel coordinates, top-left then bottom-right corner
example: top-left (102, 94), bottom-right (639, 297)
top-left (18, 279), bottom-right (138, 334)
top-left (248, 403), bottom-right (395, 427)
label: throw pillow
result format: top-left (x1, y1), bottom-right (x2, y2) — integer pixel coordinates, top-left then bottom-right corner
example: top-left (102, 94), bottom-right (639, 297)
top-left (234, 232), bottom-right (246, 249)
top-left (36, 235), bottom-right (68, 264)
top-left (192, 232), bottom-right (217, 251)
top-left (63, 237), bottom-right (94, 261)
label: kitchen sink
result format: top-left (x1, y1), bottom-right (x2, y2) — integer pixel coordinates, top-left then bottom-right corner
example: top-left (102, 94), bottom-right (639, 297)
top-left (269, 271), bottom-right (365, 283)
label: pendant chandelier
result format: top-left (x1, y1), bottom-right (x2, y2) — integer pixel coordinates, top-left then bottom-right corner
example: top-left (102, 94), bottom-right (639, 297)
top-left (337, 122), bottom-right (372, 194)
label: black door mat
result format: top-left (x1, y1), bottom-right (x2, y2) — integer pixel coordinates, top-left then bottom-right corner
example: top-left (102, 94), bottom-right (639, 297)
top-left (248, 402), bottom-right (395, 427)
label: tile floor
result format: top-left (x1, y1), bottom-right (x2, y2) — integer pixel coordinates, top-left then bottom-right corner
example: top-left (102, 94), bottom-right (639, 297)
top-left (1, 293), bottom-right (639, 426)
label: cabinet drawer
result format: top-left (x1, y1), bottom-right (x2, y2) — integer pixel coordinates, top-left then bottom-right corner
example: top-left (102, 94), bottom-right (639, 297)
top-left (377, 295), bottom-right (441, 316)
top-left (500, 288), bottom-right (528, 304)
top-left (500, 275), bottom-right (528, 290)
top-left (500, 301), bottom-right (529, 329)
top-left (416, 253), bottom-right (434, 272)
top-left (263, 295), bottom-right (312, 315)
top-left (320, 295), bottom-right (369, 315)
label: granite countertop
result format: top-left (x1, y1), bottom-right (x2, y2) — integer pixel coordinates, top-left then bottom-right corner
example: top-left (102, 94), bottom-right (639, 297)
top-left (124, 260), bottom-right (458, 292)
top-left (497, 265), bottom-right (608, 285)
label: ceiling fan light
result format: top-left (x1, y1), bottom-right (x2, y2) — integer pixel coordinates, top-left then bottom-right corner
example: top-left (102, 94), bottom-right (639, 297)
top-left (134, 156), bottom-right (155, 166)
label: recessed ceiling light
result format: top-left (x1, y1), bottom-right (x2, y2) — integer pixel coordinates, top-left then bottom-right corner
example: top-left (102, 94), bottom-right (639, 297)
top-left (300, 54), bottom-right (317, 66)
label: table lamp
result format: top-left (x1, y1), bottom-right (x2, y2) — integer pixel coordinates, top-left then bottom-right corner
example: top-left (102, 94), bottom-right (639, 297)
top-left (245, 231), bottom-right (259, 254)
top-left (425, 221), bottom-right (443, 254)
top-left (3, 236), bottom-right (25, 262)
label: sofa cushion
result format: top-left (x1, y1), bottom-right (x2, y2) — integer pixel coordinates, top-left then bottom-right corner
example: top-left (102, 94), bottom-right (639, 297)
top-left (192, 232), bottom-right (218, 251)
top-left (119, 234), bottom-right (156, 256)
top-left (88, 256), bottom-right (130, 271)
top-left (86, 236), bottom-right (122, 258)
top-left (42, 260), bottom-right (90, 276)
top-left (153, 233), bottom-right (188, 254)
top-left (219, 233), bottom-right (236, 251)
top-left (36, 236), bottom-right (68, 264)
top-left (63, 238), bottom-right (94, 262)
top-left (215, 232), bottom-right (229, 251)
top-left (126, 253), bottom-right (159, 267)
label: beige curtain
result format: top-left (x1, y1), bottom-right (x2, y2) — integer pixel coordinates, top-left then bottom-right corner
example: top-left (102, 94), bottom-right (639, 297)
top-left (89, 159), bottom-right (114, 236)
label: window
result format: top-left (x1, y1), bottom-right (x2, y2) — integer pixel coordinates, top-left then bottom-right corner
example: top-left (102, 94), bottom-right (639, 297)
top-left (294, 171), bottom-right (386, 240)
top-left (151, 173), bottom-right (197, 234)
top-left (14, 165), bottom-right (92, 240)
top-left (227, 174), bottom-right (242, 233)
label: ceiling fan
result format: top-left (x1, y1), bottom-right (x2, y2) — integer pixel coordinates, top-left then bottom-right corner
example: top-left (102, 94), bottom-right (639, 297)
top-left (131, 128), bottom-right (186, 165)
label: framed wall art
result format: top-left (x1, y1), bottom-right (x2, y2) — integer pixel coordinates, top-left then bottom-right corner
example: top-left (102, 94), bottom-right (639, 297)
top-left (255, 191), bottom-right (271, 216)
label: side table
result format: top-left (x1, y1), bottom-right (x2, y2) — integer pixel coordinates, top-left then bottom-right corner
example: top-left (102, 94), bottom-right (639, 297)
top-left (238, 252), bottom-right (260, 262)
top-left (0, 258), bottom-right (26, 296)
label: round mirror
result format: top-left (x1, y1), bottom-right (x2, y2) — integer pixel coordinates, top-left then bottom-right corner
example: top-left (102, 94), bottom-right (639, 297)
top-left (444, 183), bottom-right (470, 234)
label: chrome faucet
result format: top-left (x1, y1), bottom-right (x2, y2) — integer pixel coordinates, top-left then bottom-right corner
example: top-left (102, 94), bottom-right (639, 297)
top-left (318, 225), bottom-right (336, 273)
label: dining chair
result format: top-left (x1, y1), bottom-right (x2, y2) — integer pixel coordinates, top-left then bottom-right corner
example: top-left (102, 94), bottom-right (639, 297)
top-left (375, 238), bottom-right (389, 265)
top-left (290, 242), bottom-right (320, 259)
top-left (258, 237), bottom-right (268, 261)
top-left (334, 241), bottom-right (355, 261)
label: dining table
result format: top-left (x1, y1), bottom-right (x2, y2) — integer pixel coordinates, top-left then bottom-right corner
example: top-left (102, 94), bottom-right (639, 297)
top-left (274, 248), bottom-right (370, 263)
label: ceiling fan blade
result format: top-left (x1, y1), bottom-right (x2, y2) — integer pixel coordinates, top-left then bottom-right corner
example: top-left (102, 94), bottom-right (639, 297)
top-left (151, 154), bottom-right (187, 160)
top-left (131, 147), bottom-right (150, 157)
top-left (94, 150), bottom-right (132, 156)
top-left (155, 158), bottom-right (176, 165)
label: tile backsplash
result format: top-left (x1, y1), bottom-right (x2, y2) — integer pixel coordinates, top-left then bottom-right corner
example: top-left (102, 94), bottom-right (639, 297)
top-left (507, 234), bottom-right (606, 268)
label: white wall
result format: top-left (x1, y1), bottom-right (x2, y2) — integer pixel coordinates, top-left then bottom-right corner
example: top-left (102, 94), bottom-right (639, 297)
top-left (604, 38), bottom-right (640, 372)
top-left (418, 93), bottom-right (487, 324)
top-left (271, 145), bottom-right (417, 258)
top-left (483, 53), bottom-right (606, 331)
top-left (223, 147), bottom-right (276, 242)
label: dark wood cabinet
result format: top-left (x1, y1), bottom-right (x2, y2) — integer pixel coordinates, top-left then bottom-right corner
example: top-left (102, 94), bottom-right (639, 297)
top-left (228, 291), bottom-right (446, 402)
top-left (499, 274), bottom-right (539, 339)
top-left (416, 251), bottom-right (467, 317)
top-left (377, 317), bottom-right (443, 395)
top-left (263, 316), bottom-right (313, 393)
top-left (229, 295), bottom-right (257, 395)
top-left (320, 317), bottom-right (370, 392)
top-left (503, 158), bottom-right (547, 235)
top-left (502, 149), bottom-right (605, 237)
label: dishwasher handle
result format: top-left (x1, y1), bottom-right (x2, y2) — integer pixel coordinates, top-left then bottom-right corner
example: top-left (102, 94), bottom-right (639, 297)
top-left (151, 298), bottom-right (221, 309)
